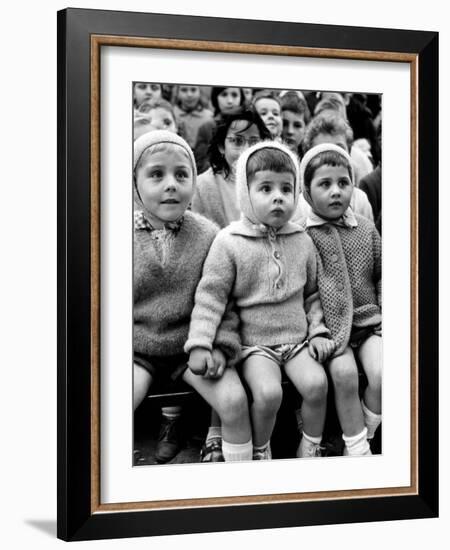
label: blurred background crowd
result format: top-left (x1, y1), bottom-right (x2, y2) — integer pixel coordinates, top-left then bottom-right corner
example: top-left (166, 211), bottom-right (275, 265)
top-left (133, 82), bottom-right (382, 233)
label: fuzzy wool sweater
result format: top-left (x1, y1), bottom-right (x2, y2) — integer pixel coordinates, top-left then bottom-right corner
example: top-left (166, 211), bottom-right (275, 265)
top-left (134, 210), bottom-right (241, 363)
top-left (306, 214), bottom-right (382, 357)
top-left (185, 217), bottom-right (330, 352)
top-left (191, 168), bottom-right (240, 229)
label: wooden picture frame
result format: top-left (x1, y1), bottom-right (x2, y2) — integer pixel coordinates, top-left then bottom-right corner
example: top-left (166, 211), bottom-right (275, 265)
top-left (57, 7), bottom-right (438, 541)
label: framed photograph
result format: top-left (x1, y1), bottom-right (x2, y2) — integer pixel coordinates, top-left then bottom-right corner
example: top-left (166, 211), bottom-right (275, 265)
top-left (57, 8), bottom-right (438, 541)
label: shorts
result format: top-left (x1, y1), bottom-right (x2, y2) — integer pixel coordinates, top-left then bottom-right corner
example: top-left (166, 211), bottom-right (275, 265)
top-left (240, 342), bottom-right (307, 368)
top-left (133, 352), bottom-right (189, 388)
top-left (349, 326), bottom-right (380, 349)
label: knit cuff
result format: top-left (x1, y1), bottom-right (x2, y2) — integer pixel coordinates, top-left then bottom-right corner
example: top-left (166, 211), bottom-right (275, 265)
top-left (184, 338), bottom-right (213, 355)
top-left (308, 325), bottom-right (331, 340)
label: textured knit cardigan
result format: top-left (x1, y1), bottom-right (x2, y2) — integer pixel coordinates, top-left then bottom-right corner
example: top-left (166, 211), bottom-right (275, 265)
top-left (185, 140), bottom-right (330, 353)
top-left (298, 143), bottom-right (382, 357)
top-left (306, 216), bottom-right (381, 356)
top-left (134, 208), bottom-right (241, 364)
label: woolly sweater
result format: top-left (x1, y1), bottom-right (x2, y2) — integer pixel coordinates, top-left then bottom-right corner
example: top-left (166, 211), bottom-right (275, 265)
top-left (185, 218), bottom-right (330, 352)
top-left (134, 210), bottom-right (240, 363)
top-left (191, 168), bottom-right (240, 229)
top-left (306, 214), bottom-right (382, 357)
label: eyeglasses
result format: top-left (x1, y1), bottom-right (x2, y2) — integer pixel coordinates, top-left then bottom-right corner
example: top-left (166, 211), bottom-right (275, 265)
top-left (225, 136), bottom-right (261, 148)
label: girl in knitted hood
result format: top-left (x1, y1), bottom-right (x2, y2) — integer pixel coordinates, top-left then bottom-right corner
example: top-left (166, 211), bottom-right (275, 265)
top-left (300, 143), bottom-right (382, 456)
top-left (186, 140), bottom-right (335, 460)
top-left (133, 130), bottom-right (253, 463)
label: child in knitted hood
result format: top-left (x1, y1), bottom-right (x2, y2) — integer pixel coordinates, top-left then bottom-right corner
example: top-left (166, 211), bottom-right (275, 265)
top-left (300, 143), bottom-right (382, 456)
top-left (133, 130), bottom-right (253, 462)
top-left (186, 140), bottom-right (335, 460)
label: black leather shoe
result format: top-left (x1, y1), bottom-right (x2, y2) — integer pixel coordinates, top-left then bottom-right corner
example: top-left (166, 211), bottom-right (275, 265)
top-left (155, 415), bottom-right (182, 463)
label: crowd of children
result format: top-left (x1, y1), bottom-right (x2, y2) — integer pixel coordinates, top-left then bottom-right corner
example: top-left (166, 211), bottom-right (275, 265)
top-left (133, 82), bottom-right (382, 464)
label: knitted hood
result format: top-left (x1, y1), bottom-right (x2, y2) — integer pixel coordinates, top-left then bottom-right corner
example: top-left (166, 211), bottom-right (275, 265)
top-left (235, 140), bottom-right (300, 226)
top-left (133, 130), bottom-right (197, 214)
top-left (299, 143), bottom-right (354, 209)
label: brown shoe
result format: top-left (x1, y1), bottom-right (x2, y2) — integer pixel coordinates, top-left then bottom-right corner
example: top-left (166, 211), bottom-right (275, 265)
top-left (155, 415), bottom-right (182, 463)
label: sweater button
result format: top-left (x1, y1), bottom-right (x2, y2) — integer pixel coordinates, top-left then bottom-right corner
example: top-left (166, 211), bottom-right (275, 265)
top-left (337, 282), bottom-right (344, 291)
top-left (274, 251), bottom-right (281, 259)
top-left (331, 254), bottom-right (338, 263)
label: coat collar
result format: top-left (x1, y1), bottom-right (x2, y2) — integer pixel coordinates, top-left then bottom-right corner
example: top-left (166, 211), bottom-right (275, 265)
top-left (229, 215), bottom-right (304, 238)
top-left (306, 207), bottom-right (358, 229)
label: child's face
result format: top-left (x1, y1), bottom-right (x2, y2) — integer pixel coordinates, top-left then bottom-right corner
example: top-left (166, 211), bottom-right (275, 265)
top-left (311, 132), bottom-right (349, 152)
top-left (220, 121), bottom-right (261, 172)
top-left (254, 98), bottom-right (283, 138)
top-left (309, 164), bottom-right (352, 220)
top-left (135, 146), bottom-right (194, 224)
top-left (217, 88), bottom-right (241, 115)
top-left (282, 110), bottom-right (306, 152)
top-left (178, 86), bottom-right (201, 110)
top-left (242, 88), bottom-right (253, 104)
top-left (248, 170), bottom-right (296, 228)
top-left (145, 107), bottom-right (177, 133)
top-left (134, 83), bottom-right (162, 107)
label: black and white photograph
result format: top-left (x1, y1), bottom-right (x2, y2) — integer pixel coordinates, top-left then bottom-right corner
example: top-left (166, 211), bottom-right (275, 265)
top-left (132, 82), bottom-right (383, 467)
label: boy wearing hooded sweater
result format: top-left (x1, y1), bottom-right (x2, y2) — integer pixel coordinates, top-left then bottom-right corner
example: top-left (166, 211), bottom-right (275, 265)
top-left (186, 141), bottom-right (335, 460)
top-left (134, 130), bottom-right (253, 462)
top-left (299, 143), bottom-right (382, 456)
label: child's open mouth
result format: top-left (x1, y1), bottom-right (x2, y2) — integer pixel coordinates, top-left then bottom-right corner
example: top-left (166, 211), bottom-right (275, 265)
top-left (161, 199), bottom-right (179, 204)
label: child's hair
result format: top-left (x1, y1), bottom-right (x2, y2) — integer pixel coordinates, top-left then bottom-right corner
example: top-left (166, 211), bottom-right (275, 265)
top-left (302, 111), bottom-right (354, 152)
top-left (280, 91), bottom-right (311, 124)
top-left (246, 147), bottom-right (297, 183)
top-left (209, 110), bottom-right (271, 177)
top-left (211, 86), bottom-right (245, 115)
top-left (314, 92), bottom-right (347, 118)
top-left (302, 149), bottom-right (353, 191)
top-left (252, 90), bottom-right (282, 110)
top-left (137, 98), bottom-right (176, 118)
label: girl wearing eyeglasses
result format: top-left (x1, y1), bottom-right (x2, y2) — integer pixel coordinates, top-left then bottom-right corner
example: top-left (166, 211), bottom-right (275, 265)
top-left (191, 110), bottom-right (271, 229)
top-left (194, 87), bottom-right (247, 174)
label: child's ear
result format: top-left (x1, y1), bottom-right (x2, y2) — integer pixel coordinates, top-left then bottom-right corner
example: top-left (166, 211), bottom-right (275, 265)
top-left (218, 144), bottom-right (225, 156)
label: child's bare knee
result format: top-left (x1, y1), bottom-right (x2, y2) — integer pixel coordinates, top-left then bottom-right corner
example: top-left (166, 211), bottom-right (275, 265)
top-left (304, 372), bottom-right (328, 403)
top-left (252, 382), bottom-right (283, 413)
top-left (217, 387), bottom-right (249, 424)
top-left (329, 359), bottom-right (358, 393)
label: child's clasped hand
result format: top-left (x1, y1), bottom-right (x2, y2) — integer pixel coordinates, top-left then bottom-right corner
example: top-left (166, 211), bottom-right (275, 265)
top-left (188, 347), bottom-right (227, 379)
top-left (308, 336), bottom-right (335, 363)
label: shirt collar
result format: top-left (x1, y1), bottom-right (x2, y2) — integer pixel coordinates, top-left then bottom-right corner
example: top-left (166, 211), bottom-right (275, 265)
top-left (229, 216), bottom-right (304, 238)
top-left (134, 210), bottom-right (184, 234)
top-left (306, 207), bottom-right (358, 228)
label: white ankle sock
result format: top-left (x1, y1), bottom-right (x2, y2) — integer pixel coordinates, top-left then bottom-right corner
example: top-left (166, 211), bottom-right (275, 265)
top-left (206, 426), bottom-right (222, 441)
top-left (361, 400), bottom-right (382, 439)
top-left (343, 427), bottom-right (372, 456)
top-left (297, 432), bottom-right (322, 458)
top-left (222, 439), bottom-right (253, 462)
